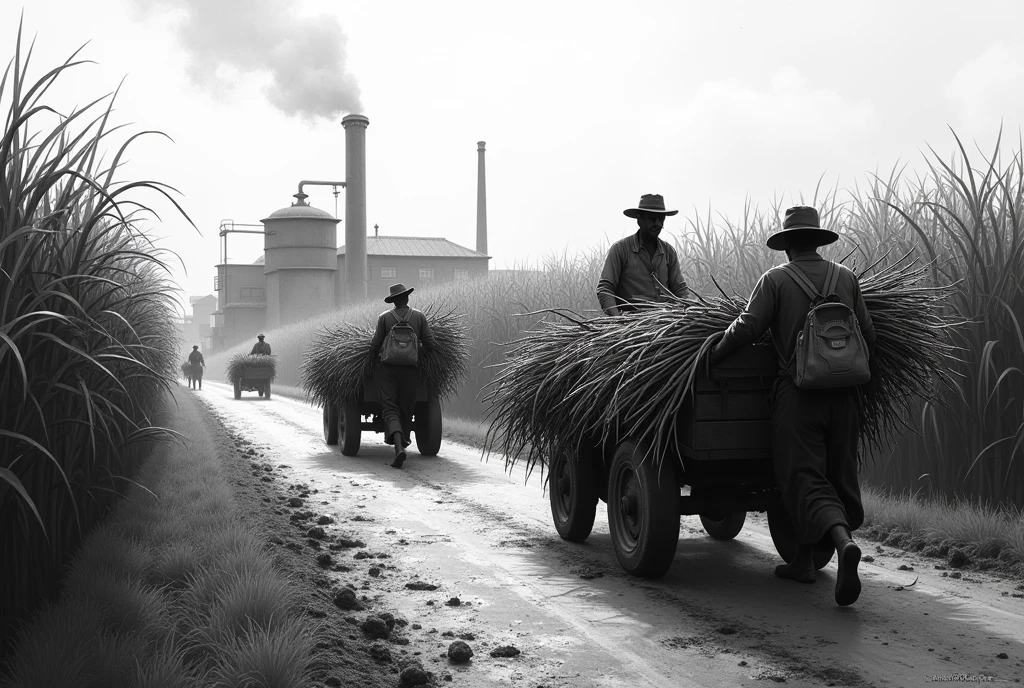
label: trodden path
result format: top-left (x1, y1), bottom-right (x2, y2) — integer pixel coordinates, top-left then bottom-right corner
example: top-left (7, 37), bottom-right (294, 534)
top-left (192, 381), bottom-right (1024, 687)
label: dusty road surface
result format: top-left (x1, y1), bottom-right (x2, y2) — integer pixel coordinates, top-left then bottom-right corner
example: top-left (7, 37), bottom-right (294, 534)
top-left (197, 382), bottom-right (1024, 687)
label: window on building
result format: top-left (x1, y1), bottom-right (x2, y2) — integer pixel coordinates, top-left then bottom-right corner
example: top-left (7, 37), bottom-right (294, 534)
top-left (381, 267), bottom-right (397, 279)
top-left (419, 268), bottom-right (435, 280)
top-left (239, 287), bottom-right (265, 302)
top-left (454, 269), bottom-right (470, 281)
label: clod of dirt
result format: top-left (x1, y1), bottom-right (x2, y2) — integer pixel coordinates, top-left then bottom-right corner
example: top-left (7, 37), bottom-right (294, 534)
top-left (997, 652), bottom-right (1009, 659)
top-left (305, 539), bottom-right (322, 550)
top-left (368, 567), bottom-right (382, 577)
top-left (260, 476), bottom-right (272, 482)
top-left (368, 643), bottom-right (392, 663)
top-left (361, 615), bottom-right (391, 640)
top-left (443, 673), bottom-right (452, 682)
top-left (458, 632), bottom-right (475, 641)
top-left (317, 553), bottom-right (334, 568)
top-left (447, 640), bottom-right (474, 664)
top-left (406, 581), bottom-right (439, 591)
top-left (862, 555), bottom-right (875, 563)
top-left (354, 551), bottom-right (372, 560)
top-left (489, 645), bottom-right (521, 658)
top-left (317, 515), bottom-right (335, 525)
top-left (445, 597), bottom-right (462, 607)
top-left (948, 548), bottom-right (969, 568)
top-left (352, 515), bottom-right (373, 522)
top-left (412, 624), bottom-right (422, 630)
top-left (378, 612), bottom-right (397, 631)
top-left (334, 588), bottom-right (362, 611)
top-left (897, 564), bottom-right (914, 571)
top-left (287, 497), bottom-right (304, 507)
top-left (306, 526), bottom-right (327, 540)
top-left (290, 510), bottom-right (314, 522)
top-left (738, 661), bottom-right (748, 667)
top-left (399, 663), bottom-right (431, 686)
top-left (336, 538), bottom-right (366, 549)
top-left (442, 631), bottom-right (455, 638)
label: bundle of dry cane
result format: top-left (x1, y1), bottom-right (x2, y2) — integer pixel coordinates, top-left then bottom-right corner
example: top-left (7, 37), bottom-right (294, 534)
top-left (301, 305), bottom-right (471, 407)
top-left (483, 254), bottom-right (964, 479)
top-left (226, 353), bottom-right (278, 384)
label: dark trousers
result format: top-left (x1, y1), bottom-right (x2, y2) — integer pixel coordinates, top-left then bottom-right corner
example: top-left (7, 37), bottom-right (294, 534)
top-left (772, 378), bottom-right (864, 546)
top-left (379, 364), bottom-right (418, 439)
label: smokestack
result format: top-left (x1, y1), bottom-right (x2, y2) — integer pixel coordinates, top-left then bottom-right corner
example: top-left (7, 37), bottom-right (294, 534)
top-left (342, 114), bottom-right (369, 302)
top-left (476, 141), bottom-right (487, 255)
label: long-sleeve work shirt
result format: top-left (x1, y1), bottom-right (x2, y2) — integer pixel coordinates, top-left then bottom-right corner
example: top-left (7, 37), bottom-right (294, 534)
top-left (368, 306), bottom-right (439, 363)
top-left (250, 341), bottom-right (272, 355)
top-left (597, 231), bottom-right (688, 314)
top-left (716, 253), bottom-right (877, 373)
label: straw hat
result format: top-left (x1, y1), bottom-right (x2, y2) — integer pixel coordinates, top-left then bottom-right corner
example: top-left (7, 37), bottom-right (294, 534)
top-left (766, 206), bottom-right (839, 251)
top-left (623, 193), bottom-right (679, 219)
top-left (384, 283), bottom-right (414, 303)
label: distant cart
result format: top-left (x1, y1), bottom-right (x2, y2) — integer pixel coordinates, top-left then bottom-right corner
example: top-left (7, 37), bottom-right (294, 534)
top-left (322, 364), bottom-right (442, 458)
top-left (227, 355), bottom-right (277, 400)
top-left (548, 344), bottom-right (833, 578)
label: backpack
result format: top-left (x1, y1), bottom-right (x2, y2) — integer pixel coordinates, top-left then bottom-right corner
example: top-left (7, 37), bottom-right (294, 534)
top-left (380, 309), bottom-right (419, 367)
top-left (778, 261), bottom-right (871, 390)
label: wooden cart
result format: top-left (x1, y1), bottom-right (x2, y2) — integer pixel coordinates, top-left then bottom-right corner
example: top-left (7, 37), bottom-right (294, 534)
top-left (547, 343), bottom-right (835, 578)
top-left (233, 365), bottom-right (272, 399)
top-left (322, 365), bottom-right (442, 458)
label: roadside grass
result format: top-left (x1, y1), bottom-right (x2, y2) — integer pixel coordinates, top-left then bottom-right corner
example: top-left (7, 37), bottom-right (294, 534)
top-left (0, 387), bottom-right (316, 688)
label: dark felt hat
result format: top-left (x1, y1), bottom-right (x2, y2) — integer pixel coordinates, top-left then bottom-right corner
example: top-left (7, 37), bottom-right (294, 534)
top-left (192, 345), bottom-right (199, 349)
top-left (257, 334), bottom-right (265, 339)
top-left (766, 206), bottom-right (839, 251)
top-left (623, 193), bottom-right (679, 219)
top-left (384, 283), bottom-right (414, 303)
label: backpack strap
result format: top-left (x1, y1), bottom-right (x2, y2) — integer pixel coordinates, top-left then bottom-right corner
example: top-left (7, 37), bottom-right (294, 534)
top-left (387, 308), bottom-right (412, 326)
top-left (778, 263), bottom-right (823, 301)
top-left (823, 260), bottom-right (841, 297)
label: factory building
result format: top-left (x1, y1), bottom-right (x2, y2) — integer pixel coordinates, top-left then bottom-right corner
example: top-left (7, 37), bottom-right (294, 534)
top-left (205, 117), bottom-right (492, 353)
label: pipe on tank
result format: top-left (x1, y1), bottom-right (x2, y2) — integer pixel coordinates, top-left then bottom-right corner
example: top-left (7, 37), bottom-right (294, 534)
top-left (298, 180), bottom-right (347, 197)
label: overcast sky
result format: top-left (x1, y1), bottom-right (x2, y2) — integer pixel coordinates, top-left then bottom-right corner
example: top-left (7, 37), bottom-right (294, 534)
top-left (5, 0), bottom-right (1024, 310)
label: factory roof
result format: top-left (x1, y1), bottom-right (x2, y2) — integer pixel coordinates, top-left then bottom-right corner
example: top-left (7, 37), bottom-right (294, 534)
top-left (337, 236), bottom-right (490, 259)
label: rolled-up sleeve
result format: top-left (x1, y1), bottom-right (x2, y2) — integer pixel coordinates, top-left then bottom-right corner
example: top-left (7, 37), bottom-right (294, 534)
top-left (597, 243), bottom-right (625, 314)
top-left (666, 246), bottom-right (689, 299)
top-left (716, 273), bottom-right (776, 358)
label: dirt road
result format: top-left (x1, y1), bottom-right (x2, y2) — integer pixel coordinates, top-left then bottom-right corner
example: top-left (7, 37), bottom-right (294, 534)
top-left (197, 382), bottom-right (1024, 687)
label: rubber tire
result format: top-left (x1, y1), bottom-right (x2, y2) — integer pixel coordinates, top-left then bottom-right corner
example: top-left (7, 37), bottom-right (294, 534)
top-left (233, 379), bottom-right (241, 399)
top-left (548, 445), bottom-right (598, 542)
top-left (265, 382), bottom-right (271, 399)
top-left (699, 512), bottom-right (747, 540)
top-left (340, 398), bottom-right (362, 456)
top-left (606, 439), bottom-right (680, 578)
top-left (767, 505), bottom-right (835, 570)
top-left (323, 402), bottom-right (339, 445)
top-left (414, 400), bottom-right (443, 457)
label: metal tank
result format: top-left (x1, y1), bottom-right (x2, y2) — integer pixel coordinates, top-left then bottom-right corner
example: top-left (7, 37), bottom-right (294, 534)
top-left (262, 192), bottom-right (340, 329)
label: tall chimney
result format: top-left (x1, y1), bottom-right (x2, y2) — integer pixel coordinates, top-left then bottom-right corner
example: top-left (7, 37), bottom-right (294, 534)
top-left (476, 141), bottom-right (487, 255)
top-left (342, 114), bottom-right (369, 303)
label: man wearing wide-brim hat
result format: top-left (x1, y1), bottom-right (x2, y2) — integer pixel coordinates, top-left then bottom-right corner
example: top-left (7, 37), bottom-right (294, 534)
top-left (597, 194), bottom-right (689, 315)
top-left (367, 283), bottom-right (439, 468)
top-left (709, 205), bottom-right (877, 606)
top-left (187, 344), bottom-right (205, 390)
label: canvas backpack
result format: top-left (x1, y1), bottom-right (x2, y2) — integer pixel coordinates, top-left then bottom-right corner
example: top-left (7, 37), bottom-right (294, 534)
top-left (779, 260), bottom-right (871, 390)
top-left (380, 309), bottom-right (419, 367)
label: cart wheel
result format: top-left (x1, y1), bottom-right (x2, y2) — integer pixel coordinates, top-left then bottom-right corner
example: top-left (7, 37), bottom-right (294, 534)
top-left (265, 382), bottom-right (271, 399)
top-left (233, 379), bottom-right (241, 399)
top-left (340, 398), bottom-right (361, 456)
top-left (414, 400), bottom-right (443, 456)
top-left (699, 512), bottom-right (747, 540)
top-left (606, 438), bottom-right (680, 578)
top-left (767, 505), bottom-right (834, 570)
top-left (549, 444), bottom-right (598, 542)
top-left (323, 402), bottom-right (339, 445)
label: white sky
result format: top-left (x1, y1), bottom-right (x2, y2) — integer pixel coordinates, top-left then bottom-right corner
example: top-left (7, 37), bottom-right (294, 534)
top-left (5, 0), bottom-right (1024, 311)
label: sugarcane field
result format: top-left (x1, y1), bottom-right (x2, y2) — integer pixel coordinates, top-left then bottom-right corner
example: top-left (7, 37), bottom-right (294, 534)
top-left (4, 4), bottom-right (1024, 688)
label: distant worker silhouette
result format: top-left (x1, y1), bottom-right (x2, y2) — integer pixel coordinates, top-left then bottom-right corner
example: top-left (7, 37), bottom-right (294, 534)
top-left (187, 345), bottom-right (205, 390)
top-left (250, 334), bottom-right (271, 355)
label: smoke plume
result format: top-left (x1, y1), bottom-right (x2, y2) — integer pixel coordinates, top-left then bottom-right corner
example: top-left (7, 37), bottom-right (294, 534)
top-left (136, 0), bottom-right (363, 120)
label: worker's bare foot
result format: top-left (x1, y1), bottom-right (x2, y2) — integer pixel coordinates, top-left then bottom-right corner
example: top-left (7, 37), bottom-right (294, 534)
top-left (391, 450), bottom-right (406, 469)
top-left (775, 562), bottom-right (816, 584)
top-left (835, 541), bottom-right (862, 606)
